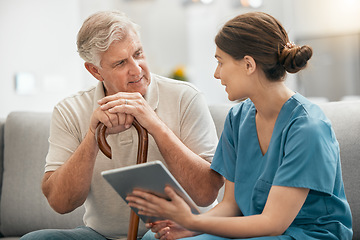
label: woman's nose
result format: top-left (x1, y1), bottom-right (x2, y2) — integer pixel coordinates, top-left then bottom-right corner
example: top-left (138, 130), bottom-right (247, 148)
top-left (214, 67), bottom-right (220, 79)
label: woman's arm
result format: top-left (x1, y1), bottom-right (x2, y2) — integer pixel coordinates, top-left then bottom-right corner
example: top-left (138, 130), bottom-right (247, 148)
top-left (186, 186), bottom-right (309, 238)
top-left (140, 180), bottom-right (239, 239)
top-left (128, 183), bottom-right (309, 238)
top-left (201, 180), bottom-right (242, 217)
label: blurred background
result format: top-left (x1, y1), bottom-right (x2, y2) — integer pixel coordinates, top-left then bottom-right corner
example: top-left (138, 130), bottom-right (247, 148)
top-left (1, 0), bottom-right (360, 118)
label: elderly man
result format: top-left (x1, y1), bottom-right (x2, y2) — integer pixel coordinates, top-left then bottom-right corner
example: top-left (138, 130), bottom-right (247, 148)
top-left (20, 10), bottom-right (223, 240)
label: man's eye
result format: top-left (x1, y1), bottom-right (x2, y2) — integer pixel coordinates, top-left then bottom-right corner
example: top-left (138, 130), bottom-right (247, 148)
top-left (116, 61), bottom-right (125, 66)
top-left (135, 51), bottom-right (143, 58)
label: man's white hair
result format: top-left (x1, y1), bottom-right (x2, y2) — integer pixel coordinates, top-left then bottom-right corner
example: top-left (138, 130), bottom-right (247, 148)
top-left (77, 10), bottom-right (140, 67)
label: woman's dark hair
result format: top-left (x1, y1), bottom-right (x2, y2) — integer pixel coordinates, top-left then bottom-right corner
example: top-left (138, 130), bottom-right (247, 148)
top-left (215, 12), bottom-right (313, 81)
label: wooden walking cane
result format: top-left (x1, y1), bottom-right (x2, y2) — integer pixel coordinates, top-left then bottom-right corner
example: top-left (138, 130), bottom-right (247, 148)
top-left (96, 119), bottom-right (149, 240)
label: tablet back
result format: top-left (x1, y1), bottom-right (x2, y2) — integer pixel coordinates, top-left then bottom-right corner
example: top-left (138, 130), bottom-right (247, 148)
top-left (101, 160), bottom-right (200, 223)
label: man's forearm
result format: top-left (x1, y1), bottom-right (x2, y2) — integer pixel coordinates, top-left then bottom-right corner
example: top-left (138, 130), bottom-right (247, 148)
top-left (151, 123), bottom-right (223, 207)
top-left (42, 130), bottom-right (99, 214)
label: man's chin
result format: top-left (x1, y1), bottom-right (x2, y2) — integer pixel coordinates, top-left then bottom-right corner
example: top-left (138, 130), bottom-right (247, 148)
top-left (127, 86), bottom-right (148, 96)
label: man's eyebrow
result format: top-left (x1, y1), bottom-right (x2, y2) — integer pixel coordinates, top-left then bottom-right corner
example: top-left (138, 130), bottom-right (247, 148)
top-left (111, 47), bottom-right (143, 66)
top-left (135, 47), bottom-right (143, 53)
top-left (110, 57), bottom-right (126, 67)
top-left (215, 54), bottom-right (221, 59)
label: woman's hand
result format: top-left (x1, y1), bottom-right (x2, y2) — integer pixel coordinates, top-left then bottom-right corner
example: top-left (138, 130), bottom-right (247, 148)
top-left (146, 220), bottom-right (198, 240)
top-left (126, 186), bottom-right (195, 227)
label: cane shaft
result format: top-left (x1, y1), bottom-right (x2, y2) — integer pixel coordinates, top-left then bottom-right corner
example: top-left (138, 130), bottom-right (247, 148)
top-left (96, 119), bottom-right (148, 240)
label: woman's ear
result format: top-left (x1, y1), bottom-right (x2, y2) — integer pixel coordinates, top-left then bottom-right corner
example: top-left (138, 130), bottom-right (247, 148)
top-left (84, 62), bottom-right (104, 81)
top-left (243, 56), bottom-right (256, 75)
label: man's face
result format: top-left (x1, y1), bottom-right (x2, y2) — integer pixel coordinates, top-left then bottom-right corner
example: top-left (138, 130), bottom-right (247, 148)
top-left (96, 31), bottom-right (151, 96)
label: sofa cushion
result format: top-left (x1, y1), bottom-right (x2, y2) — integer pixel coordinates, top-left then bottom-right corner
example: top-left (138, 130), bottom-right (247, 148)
top-left (209, 104), bottom-right (234, 138)
top-left (0, 112), bottom-right (84, 237)
top-left (0, 118), bottom-right (5, 229)
top-left (318, 100), bottom-right (360, 239)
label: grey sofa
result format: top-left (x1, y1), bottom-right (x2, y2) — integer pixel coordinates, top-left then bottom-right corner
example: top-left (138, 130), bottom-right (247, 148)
top-left (0, 101), bottom-right (359, 239)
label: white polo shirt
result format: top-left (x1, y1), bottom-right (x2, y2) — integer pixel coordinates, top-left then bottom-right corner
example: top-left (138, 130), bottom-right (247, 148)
top-left (45, 73), bottom-right (219, 239)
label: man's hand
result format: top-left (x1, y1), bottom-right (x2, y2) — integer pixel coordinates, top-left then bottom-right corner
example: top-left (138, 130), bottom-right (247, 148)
top-left (98, 92), bottom-right (163, 135)
top-left (89, 98), bottom-right (134, 136)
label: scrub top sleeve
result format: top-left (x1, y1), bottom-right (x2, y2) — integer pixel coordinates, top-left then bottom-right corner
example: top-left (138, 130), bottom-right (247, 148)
top-left (211, 111), bottom-right (237, 182)
top-left (273, 117), bottom-right (339, 195)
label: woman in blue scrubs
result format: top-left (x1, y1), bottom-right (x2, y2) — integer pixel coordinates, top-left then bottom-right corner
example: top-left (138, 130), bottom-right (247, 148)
top-left (127, 12), bottom-right (353, 240)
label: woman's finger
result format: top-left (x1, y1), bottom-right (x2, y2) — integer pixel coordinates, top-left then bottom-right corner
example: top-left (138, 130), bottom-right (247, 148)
top-left (127, 195), bottom-right (160, 215)
top-left (164, 186), bottom-right (178, 199)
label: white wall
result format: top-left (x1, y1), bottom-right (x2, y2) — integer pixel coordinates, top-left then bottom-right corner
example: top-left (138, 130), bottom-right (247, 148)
top-left (115, 0), bottom-right (189, 77)
top-left (292, 0), bottom-right (360, 37)
top-left (115, 0), bottom-right (292, 105)
top-left (182, 0), bottom-right (290, 105)
top-left (0, 0), bottom-right (124, 118)
top-left (1, 0), bottom-right (360, 118)
top-left (0, 0), bottom-right (83, 118)
top-left (291, 0), bottom-right (360, 101)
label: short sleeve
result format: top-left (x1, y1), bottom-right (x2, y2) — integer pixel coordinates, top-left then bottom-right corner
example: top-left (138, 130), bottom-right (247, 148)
top-left (179, 93), bottom-right (219, 163)
top-left (273, 117), bottom-right (339, 195)
top-left (45, 107), bottom-right (81, 172)
top-left (211, 111), bottom-right (237, 182)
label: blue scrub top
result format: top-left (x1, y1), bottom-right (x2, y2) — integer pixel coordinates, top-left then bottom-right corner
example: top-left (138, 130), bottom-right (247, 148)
top-left (211, 93), bottom-right (353, 240)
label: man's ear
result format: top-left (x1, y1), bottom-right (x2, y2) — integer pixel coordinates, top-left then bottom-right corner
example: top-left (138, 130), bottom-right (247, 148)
top-left (243, 56), bottom-right (256, 75)
top-left (84, 62), bottom-right (104, 81)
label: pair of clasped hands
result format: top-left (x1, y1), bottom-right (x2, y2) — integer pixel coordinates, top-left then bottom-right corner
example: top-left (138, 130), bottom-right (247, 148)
top-left (90, 92), bottom-right (158, 136)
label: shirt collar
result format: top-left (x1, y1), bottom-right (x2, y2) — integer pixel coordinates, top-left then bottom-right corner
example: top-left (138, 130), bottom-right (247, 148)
top-left (144, 73), bottom-right (159, 111)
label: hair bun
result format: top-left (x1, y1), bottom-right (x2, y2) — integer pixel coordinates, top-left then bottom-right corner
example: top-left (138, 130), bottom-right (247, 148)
top-left (279, 45), bottom-right (313, 73)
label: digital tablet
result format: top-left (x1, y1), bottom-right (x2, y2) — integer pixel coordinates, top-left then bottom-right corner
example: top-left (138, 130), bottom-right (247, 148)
top-left (101, 160), bottom-right (200, 223)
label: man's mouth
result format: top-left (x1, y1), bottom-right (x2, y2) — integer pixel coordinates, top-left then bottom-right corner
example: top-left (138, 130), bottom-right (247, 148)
top-left (129, 77), bottom-right (143, 84)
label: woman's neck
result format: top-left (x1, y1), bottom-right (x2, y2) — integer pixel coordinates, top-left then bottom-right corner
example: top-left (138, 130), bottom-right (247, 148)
top-left (251, 82), bottom-right (294, 121)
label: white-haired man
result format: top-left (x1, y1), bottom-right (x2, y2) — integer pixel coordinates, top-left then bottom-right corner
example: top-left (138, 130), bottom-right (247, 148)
top-left (21, 10), bottom-right (223, 240)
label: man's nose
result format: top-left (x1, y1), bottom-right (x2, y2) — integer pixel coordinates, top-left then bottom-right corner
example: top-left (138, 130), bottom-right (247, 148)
top-left (129, 58), bottom-right (141, 75)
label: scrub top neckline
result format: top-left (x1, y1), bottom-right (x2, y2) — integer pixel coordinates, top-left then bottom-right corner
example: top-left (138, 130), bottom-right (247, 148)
top-left (251, 92), bottom-right (298, 157)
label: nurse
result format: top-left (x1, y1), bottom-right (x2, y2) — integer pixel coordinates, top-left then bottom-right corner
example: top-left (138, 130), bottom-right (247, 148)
top-left (127, 12), bottom-right (353, 240)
